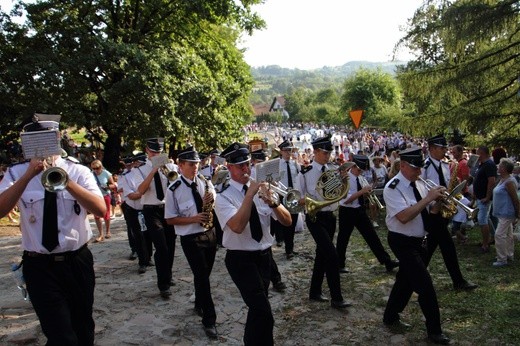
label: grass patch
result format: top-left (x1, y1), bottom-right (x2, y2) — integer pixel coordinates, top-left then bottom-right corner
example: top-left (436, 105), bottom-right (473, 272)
top-left (347, 214), bottom-right (520, 344)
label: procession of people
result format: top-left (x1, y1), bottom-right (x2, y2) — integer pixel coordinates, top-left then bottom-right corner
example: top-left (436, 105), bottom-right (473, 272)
top-left (1, 118), bottom-right (520, 345)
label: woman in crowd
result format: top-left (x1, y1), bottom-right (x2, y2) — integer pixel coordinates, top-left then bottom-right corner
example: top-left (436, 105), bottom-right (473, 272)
top-left (492, 158), bottom-right (520, 267)
top-left (91, 159), bottom-right (115, 241)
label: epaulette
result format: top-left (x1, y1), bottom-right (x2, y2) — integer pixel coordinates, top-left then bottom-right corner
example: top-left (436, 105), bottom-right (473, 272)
top-left (65, 156), bottom-right (80, 164)
top-left (423, 160), bottom-right (431, 169)
top-left (301, 166), bottom-right (313, 174)
top-left (200, 164), bottom-right (209, 170)
top-left (168, 180), bottom-right (181, 192)
top-left (388, 178), bottom-right (400, 189)
top-left (217, 180), bottom-right (230, 193)
top-left (122, 169), bottom-right (132, 176)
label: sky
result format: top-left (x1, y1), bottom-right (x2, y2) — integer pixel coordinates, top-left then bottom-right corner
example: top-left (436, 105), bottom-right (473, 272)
top-left (0, 0), bottom-right (424, 70)
top-left (240, 0), bottom-right (424, 70)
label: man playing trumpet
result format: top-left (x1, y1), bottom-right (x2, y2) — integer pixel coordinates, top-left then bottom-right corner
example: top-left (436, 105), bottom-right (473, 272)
top-left (0, 114), bottom-right (106, 345)
top-left (422, 135), bottom-right (477, 291)
top-left (214, 142), bottom-right (291, 346)
top-left (336, 155), bottom-right (399, 273)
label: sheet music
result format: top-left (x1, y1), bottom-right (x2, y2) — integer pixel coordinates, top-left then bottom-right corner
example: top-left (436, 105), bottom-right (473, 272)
top-left (20, 129), bottom-right (62, 159)
top-left (255, 158), bottom-right (280, 182)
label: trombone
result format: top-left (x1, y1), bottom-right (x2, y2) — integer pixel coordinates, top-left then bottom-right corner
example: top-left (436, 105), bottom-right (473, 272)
top-left (418, 177), bottom-right (478, 219)
top-left (357, 175), bottom-right (385, 210)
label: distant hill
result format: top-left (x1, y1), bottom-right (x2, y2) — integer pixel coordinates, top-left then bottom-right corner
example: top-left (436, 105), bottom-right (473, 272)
top-left (251, 60), bottom-right (406, 78)
top-left (249, 61), bottom-right (407, 103)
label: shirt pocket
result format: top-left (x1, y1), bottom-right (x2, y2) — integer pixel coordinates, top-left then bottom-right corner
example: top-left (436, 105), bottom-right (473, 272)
top-left (177, 200), bottom-right (194, 216)
top-left (22, 190), bottom-right (45, 205)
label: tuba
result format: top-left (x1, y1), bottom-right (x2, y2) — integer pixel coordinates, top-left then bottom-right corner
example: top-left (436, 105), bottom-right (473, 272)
top-left (305, 166), bottom-right (350, 222)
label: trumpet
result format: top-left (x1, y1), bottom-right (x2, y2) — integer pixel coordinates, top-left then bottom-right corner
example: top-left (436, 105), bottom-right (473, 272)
top-left (41, 166), bottom-right (69, 192)
top-left (357, 175), bottom-right (385, 210)
top-left (152, 153), bottom-right (178, 181)
top-left (265, 180), bottom-right (303, 214)
top-left (418, 177), bottom-right (478, 219)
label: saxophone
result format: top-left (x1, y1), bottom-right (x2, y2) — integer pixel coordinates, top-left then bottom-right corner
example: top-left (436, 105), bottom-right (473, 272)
top-left (440, 161), bottom-right (459, 219)
top-left (198, 174), bottom-right (215, 230)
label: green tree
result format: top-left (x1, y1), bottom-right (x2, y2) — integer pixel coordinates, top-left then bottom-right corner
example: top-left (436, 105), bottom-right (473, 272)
top-left (0, 0), bottom-right (264, 170)
top-left (396, 0), bottom-right (520, 152)
top-left (340, 68), bottom-right (402, 129)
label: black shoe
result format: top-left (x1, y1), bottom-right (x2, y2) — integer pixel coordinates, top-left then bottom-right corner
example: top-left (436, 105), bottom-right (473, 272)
top-left (273, 281), bottom-right (287, 292)
top-left (384, 319), bottom-right (412, 333)
top-left (453, 280), bottom-right (478, 291)
top-left (339, 267), bottom-right (350, 274)
top-left (385, 260), bottom-right (400, 272)
top-left (160, 289), bottom-right (172, 299)
top-left (194, 306), bottom-right (203, 317)
top-left (204, 325), bottom-right (218, 339)
top-left (276, 241), bottom-right (283, 247)
top-left (286, 253), bottom-right (294, 260)
top-left (309, 294), bottom-right (329, 302)
top-left (428, 333), bottom-right (451, 345)
top-left (169, 280), bottom-right (176, 287)
top-left (138, 265), bottom-right (147, 274)
top-left (331, 300), bottom-right (352, 309)
top-left (129, 251), bottom-right (137, 260)
top-left (147, 260), bottom-right (155, 266)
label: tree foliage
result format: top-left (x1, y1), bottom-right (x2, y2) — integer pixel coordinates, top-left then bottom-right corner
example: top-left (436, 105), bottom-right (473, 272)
top-left (396, 0), bottom-right (520, 153)
top-left (340, 68), bottom-right (402, 128)
top-left (0, 0), bottom-right (264, 170)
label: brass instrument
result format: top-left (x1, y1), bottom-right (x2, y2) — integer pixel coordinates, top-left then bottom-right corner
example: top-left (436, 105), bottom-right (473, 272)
top-left (211, 167), bottom-right (229, 186)
top-left (152, 153), bottom-right (178, 181)
top-left (198, 174), bottom-right (215, 230)
top-left (418, 177), bottom-right (478, 219)
top-left (447, 161), bottom-right (460, 196)
top-left (42, 166), bottom-right (69, 192)
top-left (306, 167), bottom-right (350, 222)
top-left (265, 180), bottom-right (304, 214)
top-left (357, 175), bottom-right (385, 210)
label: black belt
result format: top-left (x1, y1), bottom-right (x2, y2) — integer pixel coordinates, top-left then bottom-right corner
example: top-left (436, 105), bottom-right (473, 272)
top-left (181, 229), bottom-right (211, 240)
top-left (23, 243), bottom-right (88, 262)
top-left (227, 248), bottom-right (270, 256)
top-left (143, 204), bottom-right (164, 209)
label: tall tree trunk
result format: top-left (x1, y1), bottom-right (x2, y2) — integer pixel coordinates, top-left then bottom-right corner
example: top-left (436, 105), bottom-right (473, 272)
top-left (103, 134), bottom-right (122, 174)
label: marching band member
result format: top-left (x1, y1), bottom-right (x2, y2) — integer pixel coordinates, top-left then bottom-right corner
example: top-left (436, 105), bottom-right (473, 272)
top-left (165, 146), bottom-right (218, 339)
top-left (336, 155), bottom-right (398, 273)
top-left (295, 136), bottom-right (351, 309)
top-left (382, 148), bottom-right (451, 345)
top-left (422, 135), bottom-right (477, 291)
top-left (214, 142), bottom-right (291, 346)
top-left (135, 138), bottom-right (178, 299)
top-left (0, 114), bottom-right (106, 345)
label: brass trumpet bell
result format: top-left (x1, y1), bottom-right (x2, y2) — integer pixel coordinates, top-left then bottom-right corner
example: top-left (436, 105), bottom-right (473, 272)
top-left (41, 166), bottom-right (69, 192)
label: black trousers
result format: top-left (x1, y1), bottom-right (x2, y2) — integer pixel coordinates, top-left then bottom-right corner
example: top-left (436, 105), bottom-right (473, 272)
top-left (336, 206), bottom-right (392, 268)
top-left (225, 249), bottom-right (273, 346)
top-left (23, 246), bottom-right (95, 346)
top-left (269, 249), bottom-right (282, 285)
top-left (425, 214), bottom-right (464, 285)
top-left (384, 232), bottom-right (442, 335)
top-left (121, 202), bottom-right (137, 252)
top-left (271, 213), bottom-right (299, 254)
top-left (180, 232), bottom-right (217, 327)
top-left (142, 205), bottom-right (176, 291)
top-left (306, 211), bottom-right (344, 301)
top-left (122, 203), bottom-right (152, 266)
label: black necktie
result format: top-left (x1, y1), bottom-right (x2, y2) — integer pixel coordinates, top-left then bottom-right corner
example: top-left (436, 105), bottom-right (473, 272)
top-left (356, 177), bottom-right (365, 205)
top-left (321, 165), bottom-right (326, 173)
top-left (42, 190), bottom-right (59, 251)
top-left (188, 180), bottom-right (203, 213)
top-left (243, 185), bottom-right (263, 242)
top-left (154, 171), bottom-right (164, 200)
top-left (286, 161), bottom-right (293, 188)
top-left (410, 181), bottom-right (430, 231)
top-left (433, 161), bottom-right (446, 187)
